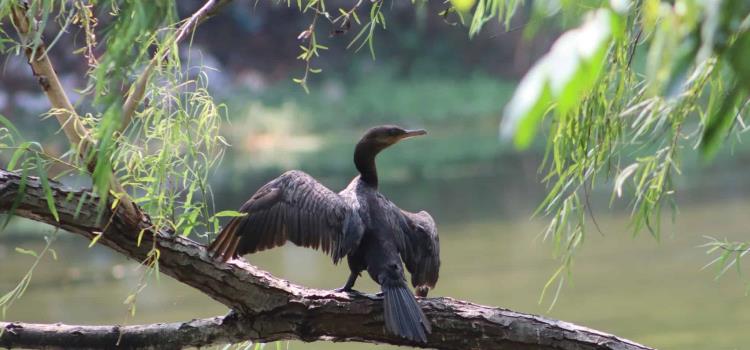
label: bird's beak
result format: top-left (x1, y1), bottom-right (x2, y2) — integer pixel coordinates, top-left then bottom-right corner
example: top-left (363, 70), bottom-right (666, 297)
top-left (400, 129), bottom-right (427, 139)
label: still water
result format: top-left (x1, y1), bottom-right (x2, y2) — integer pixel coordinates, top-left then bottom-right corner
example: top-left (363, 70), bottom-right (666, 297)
top-left (1, 176), bottom-right (748, 350)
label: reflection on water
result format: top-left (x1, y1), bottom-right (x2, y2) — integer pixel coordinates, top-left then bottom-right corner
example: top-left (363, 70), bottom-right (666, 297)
top-left (1, 176), bottom-right (749, 350)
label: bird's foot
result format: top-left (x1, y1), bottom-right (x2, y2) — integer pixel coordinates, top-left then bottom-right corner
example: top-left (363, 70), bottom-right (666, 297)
top-left (224, 309), bottom-right (240, 322)
top-left (415, 286), bottom-right (429, 298)
top-left (334, 286), bottom-right (363, 295)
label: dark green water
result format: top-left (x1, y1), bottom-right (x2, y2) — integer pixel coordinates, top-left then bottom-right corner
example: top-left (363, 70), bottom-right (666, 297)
top-left (1, 177), bottom-right (749, 350)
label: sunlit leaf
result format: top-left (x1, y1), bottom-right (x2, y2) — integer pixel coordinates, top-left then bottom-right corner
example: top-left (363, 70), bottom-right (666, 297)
top-left (212, 210), bottom-right (248, 218)
top-left (14, 247), bottom-right (38, 258)
top-left (48, 248), bottom-right (57, 261)
top-left (88, 232), bottom-right (103, 248)
top-left (614, 163), bottom-right (639, 198)
top-left (450, 0), bottom-right (476, 13)
top-left (501, 9), bottom-right (620, 149)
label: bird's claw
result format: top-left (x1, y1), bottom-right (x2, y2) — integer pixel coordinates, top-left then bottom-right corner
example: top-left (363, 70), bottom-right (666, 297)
top-left (334, 287), bottom-right (363, 295)
top-left (224, 309), bottom-right (240, 322)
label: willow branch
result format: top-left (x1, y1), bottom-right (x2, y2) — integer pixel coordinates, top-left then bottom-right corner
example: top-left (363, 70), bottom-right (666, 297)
top-left (0, 169), bottom-right (654, 350)
top-left (9, 3), bottom-right (139, 221)
top-left (119, 0), bottom-right (234, 133)
top-left (9, 5), bottom-right (89, 148)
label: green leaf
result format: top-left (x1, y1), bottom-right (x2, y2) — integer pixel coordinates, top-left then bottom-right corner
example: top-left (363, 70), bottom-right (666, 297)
top-left (614, 163), bottom-right (639, 198)
top-left (212, 210), bottom-right (247, 218)
top-left (450, 0), bottom-right (476, 13)
top-left (700, 81), bottom-right (745, 159)
top-left (14, 247), bottom-right (38, 258)
top-left (74, 192), bottom-right (88, 219)
top-left (7, 141), bottom-right (38, 171)
top-left (501, 9), bottom-right (618, 149)
top-left (88, 232), bottom-right (103, 248)
top-left (3, 163), bottom-right (30, 230)
top-left (728, 29), bottom-right (750, 91)
top-left (663, 29), bottom-right (700, 98)
top-left (48, 248), bottom-right (58, 261)
top-left (36, 155), bottom-right (59, 222)
top-left (0, 114), bottom-right (22, 140)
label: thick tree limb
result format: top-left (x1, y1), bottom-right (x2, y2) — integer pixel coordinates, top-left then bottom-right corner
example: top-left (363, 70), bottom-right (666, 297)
top-left (1, 317), bottom-right (240, 350)
top-left (0, 169), bottom-right (654, 350)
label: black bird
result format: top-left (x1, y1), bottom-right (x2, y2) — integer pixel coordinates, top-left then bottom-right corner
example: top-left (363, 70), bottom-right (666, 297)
top-left (208, 125), bottom-right (440, 343)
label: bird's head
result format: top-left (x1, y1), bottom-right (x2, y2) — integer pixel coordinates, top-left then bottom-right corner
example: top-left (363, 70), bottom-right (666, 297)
top-left (358, 125), bottom-right (427, 149)
top-left (354, 125), bottom-right (427, 187)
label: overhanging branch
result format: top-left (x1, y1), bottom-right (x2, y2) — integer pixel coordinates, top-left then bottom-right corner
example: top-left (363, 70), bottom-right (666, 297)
top-left (10, 0), bottom-right (236, 225)
top-left (9, 2), bottom-right (138, 221)
top-left (0, 169), bottom-right (654, 350)
top-left (120, 0), bottom-right (235, 133)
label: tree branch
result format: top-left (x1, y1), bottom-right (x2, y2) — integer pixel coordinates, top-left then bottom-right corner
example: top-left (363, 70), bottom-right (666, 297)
top-left (10, 4), bottom-right (90, 149)
top-left (9, 2), bottom-right (138, 222)
top-left (1, 316), bottom-right (241, 350)
top-left (0, 169), bottom-right (654, 350)
top-left (119, 0), bottom-right (234, 134)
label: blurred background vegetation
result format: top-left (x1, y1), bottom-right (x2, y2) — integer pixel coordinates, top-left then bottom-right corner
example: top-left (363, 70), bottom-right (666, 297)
top-left (1, 1), bottom-right (750, 349)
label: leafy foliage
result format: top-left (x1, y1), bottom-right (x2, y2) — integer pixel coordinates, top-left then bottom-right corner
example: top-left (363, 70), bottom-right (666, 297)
top-left (288, 0), bottom-right (523, 91)
top-left (0, 0), bottom-right (225, 319)
top-left (2, 0), bottom-right (750, 325)
top-left (0, 231), bottom-right (58, 321)
top-left (499, 0), bottom-right (750, 297)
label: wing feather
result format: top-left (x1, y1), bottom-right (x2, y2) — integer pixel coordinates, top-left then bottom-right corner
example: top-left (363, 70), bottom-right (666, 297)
top-left (396, 210), bottom-right (440, 296)
top-left (208, 170), bottom-right (363, 263)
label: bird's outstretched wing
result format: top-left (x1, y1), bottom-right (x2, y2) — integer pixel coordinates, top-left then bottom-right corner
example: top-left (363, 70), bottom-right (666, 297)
top-left (208, 170), bottom-right (363, 263)
top-left (396, 210), bottom-right (440, 297)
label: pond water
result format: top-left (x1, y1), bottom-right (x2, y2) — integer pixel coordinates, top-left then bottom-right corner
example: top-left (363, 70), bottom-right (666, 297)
top-left (1, 175), bottom-right (748, 350)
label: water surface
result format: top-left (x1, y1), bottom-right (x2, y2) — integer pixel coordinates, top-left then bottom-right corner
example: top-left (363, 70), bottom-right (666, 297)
top-left (1, 180), bottom-right (748, 350)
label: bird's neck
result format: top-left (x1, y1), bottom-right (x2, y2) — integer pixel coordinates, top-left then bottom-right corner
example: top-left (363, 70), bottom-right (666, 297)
top-left (354, 141), bottom-right (382, 188)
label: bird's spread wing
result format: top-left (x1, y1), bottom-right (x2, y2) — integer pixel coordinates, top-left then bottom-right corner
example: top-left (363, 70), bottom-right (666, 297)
top-left (395, 209), bottom-right (440, 295)
top-left (208, 170), bottom-right (363, 263)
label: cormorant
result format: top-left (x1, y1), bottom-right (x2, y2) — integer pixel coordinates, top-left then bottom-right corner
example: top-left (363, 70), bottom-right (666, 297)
top-left (208, 125), bottom-right (440, 343)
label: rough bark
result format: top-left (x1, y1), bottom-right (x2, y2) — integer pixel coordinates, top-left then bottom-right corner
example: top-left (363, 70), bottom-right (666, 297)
top-left (1, 317), bottom-right (239, 350)
top-left (0, 169), bottom-right (654, 350)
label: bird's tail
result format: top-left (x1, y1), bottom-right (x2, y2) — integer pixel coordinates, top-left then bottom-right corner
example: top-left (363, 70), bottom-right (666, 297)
top-left (382, 283), bottom-right (431, 343)
top-left (207, 217), bottom-right (242, 262)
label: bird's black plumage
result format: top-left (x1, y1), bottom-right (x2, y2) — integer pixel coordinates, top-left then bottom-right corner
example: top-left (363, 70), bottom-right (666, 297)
top-left (208, 125), bottom-right (440, 343)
